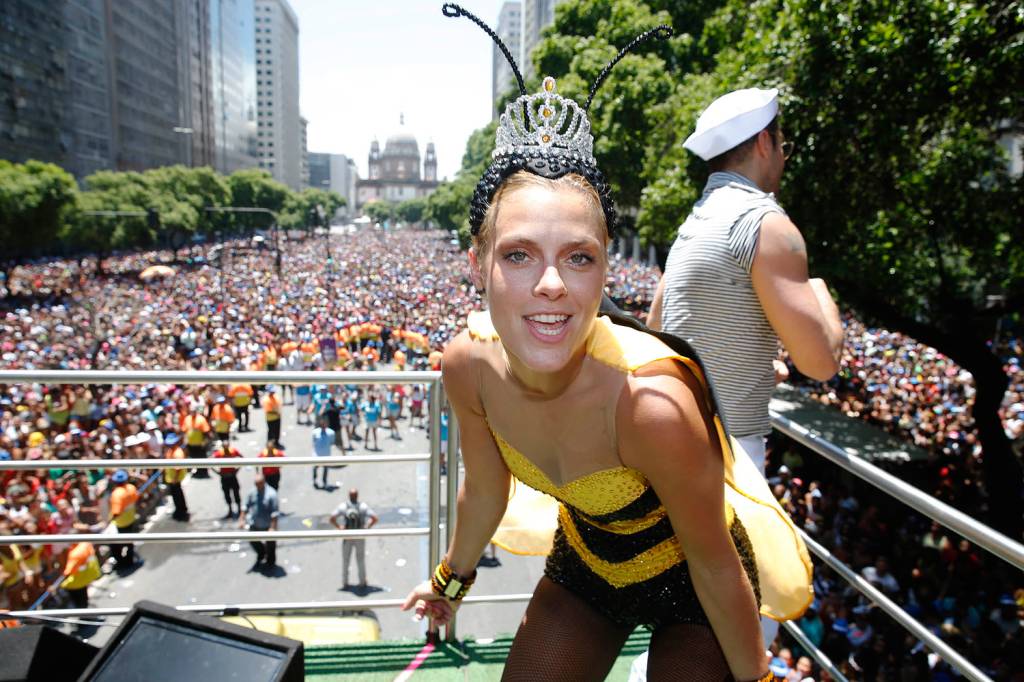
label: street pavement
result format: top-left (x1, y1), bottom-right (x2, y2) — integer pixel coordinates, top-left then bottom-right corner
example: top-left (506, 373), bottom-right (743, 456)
top-left (82, 383), bottom-right (547, 646)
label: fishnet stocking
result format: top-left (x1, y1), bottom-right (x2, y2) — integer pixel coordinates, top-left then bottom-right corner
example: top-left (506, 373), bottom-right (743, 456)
top-left (647, 622), bottom-right (733, 681)
top-left (502, 577), bottom-right (632, 681)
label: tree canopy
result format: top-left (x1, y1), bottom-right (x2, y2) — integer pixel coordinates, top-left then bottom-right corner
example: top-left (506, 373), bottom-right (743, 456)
top-left (525, 0), bottom-right (1024, 534)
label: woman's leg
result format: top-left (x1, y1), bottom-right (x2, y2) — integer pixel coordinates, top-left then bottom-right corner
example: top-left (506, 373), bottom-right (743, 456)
top-left (502, 577), bottom-right (631, 681)
top-left (646, 621), bottom-right (733, 681)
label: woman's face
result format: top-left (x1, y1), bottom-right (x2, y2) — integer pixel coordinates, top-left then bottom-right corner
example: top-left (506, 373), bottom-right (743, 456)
top-left (471, 182), bottom-right (607, 375)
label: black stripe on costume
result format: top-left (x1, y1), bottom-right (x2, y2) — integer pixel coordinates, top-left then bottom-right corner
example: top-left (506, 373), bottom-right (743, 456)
top-left (565, 506), bottom-right (677, 564)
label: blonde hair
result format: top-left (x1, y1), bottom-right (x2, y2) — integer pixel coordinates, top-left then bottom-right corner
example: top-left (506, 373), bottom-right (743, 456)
top-left (472, 171), bottom-right (607, 258)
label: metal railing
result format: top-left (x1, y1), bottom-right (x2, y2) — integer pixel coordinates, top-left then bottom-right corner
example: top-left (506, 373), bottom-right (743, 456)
top-left (0, 370), bottom-right (1019, 679)
top-left (769, 410), bottom-right (1024, 682)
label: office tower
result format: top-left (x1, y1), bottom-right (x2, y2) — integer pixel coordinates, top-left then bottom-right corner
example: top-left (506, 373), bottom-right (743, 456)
top-left (492, 2), bottom-right (521, 119)
top-left (254, 0), bottom-right (301, 189)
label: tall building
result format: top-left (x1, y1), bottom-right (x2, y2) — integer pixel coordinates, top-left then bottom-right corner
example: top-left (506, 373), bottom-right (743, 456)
top-left (520, 0), bottom-right (566, 82)
top-left (1, 0), bottom-right (259, 178)
top-left (492, 2), bottom-right (521, 119)
top-left (299, 115), bottom-right (309, 187)
top-left (64, 0), bottom-right (115, 178)
top-left (105, 0), bottom-right (188, 171)
top-left (308, 152), bottom-right (358, 218)
top-left (183, 0), bottom-right (216, 168)
top-left (0, 1), bottom-right (73, 169)
top-left (210, 0), bottom-right (258, 173)
top-left (254, 0), bottom-right (302, 189)
top-left (356, 118), bottom-right (439, 210)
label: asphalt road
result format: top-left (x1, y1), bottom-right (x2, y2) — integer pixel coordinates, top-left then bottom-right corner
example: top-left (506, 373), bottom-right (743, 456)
top-left (79, 384), bottom-right (547, 646)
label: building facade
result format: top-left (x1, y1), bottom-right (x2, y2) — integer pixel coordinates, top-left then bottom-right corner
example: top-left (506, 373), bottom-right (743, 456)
top-left (210, 0), bottom-right (258, 173)
top-left (520, 0), bottom-right (565, 82)
top-left (254, 0), bottom-right (302, 189)
top-left (1, 0), bottom-right (259, 178)
top-left (299, 115), bottom-right (309, 187)
top-left (0, 1), bottom-right (74, 170)
top-left (356, 120), bottom-right (438, 210)
top-left (308, 152), bottom-right (358, 219)
top-left (492, 1), bottom-right (521, 119)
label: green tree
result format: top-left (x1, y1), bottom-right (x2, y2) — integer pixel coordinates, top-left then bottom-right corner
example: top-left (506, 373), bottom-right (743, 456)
top-left (425, 121), bottom-right (498, 247)
top-left (363, 200), bottom-right (397, 225)
top-left (225, 169), bottom-right (292, 234)
top-left (280, 188), bottom-right (345, 234)
top-left (67, 171), bottom-right (159, 270)
top-left (396, 197), bottom-right (427, 226)
top-left (143, 166), bottom-right (231, 243)
top-left (633, 0), bottom-right (1024, 535)
top-left (0, 160), bottom-right (78, 282)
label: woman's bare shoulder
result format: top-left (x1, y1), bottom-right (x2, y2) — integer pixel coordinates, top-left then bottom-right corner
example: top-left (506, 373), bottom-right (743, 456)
top-left (616, 358), bottom-right (716, 472)
top-left (442, 329), bottom-right (486, 414)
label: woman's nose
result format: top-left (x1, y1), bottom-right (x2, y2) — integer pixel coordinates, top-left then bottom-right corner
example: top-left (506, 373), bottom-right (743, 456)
top-left (534, 265), bottom-right (568, 299)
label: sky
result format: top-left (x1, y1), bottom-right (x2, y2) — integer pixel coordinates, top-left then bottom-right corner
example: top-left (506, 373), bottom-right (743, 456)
top-left (292, 0), bottom-right (509, 181)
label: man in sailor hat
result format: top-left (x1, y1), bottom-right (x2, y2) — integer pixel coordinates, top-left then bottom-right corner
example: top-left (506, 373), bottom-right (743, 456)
top-left (650, 86), bottom-right (843, 471)
top-left (647, 88), bottom-right (843, 647)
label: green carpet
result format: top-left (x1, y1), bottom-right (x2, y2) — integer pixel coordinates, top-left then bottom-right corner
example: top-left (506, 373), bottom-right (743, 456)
top-left (305, 629), bottom-right (651, 681)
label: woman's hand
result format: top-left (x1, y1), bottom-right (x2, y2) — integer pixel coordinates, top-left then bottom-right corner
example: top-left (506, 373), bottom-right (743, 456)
top-left (400, 581), bottom-right (458, 625)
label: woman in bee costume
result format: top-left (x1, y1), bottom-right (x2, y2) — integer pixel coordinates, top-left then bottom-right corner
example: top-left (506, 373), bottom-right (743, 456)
top-left (403, 6), bottom-right (812, 679)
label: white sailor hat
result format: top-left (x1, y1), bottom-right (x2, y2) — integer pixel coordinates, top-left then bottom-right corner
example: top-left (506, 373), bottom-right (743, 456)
top-left (683, 87), bottom-right (779, 161)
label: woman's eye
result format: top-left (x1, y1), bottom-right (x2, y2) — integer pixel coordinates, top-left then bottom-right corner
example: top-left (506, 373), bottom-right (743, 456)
top-left (503, 250), bottom-right (528, 264)
top-left (568, 252), bottom-right (595, 266)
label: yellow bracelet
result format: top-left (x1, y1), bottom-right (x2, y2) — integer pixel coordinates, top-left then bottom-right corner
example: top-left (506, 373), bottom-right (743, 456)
top-left (430, 559), bottom-right (476, 601)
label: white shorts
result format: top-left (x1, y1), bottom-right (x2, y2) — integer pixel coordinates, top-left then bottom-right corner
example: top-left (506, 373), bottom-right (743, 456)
top-left (296, 393), bottom-right (312, 411)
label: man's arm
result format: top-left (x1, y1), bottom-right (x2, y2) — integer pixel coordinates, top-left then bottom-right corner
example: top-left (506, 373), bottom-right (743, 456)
top-left (751, 213), bottom-right (843, 381)
top-left (646, 276), bottom-right (667, 331)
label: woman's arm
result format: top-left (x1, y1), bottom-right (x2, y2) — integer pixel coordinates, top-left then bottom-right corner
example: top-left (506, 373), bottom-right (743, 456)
top-left (618, 359), bottom-right (767, 680)
top-left (402, 331), bottom-right (511, 622)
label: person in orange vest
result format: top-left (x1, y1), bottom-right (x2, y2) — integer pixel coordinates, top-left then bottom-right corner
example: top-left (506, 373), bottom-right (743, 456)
top-left (163, 433), bottom-right (189, 522)
top-left (51, 540), bottom-right (101, 610)
top-left (261, 385), bottom-right (282, 444)
top-left (108, 470), bottom-right (140, 571)
top-left (257, 440), bottom-right (285, 490)
top-left (210, 395), bottom-right (235, 444)
top-left (393, 348), bottom-right (407, 371)
top-left (180, 402), bottom-right (211, 478)
top-left (212, 440), bottom-right (243, 518)
top-left (228, 383), bottom-right (255, 432)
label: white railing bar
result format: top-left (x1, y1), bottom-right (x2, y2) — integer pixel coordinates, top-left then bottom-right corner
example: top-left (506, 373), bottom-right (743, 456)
top-left (0, 528), bottom-right (430, 545)
top-left (444, 412), bottom-right (461, 642)
top-left (772, 411), bottom-right (1024, 572)
top-left (801, 531), bottom-right (992, 682)
top-left (0, 454), bottom-right (430, 471)
top-left (0, 369), bottom-right (440, 386)
top-left (780, 620), bottom-right (848, 682)
top-left (5, 593), bottom-right (536, 620)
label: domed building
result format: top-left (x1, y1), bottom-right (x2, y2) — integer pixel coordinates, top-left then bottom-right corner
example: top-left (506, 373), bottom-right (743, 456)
top-left (356, 116), bottom-right (438, 211)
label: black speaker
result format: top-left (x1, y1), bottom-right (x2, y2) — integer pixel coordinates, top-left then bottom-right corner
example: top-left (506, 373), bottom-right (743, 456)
top-left (78, 600), bottom-right (303, 682)
top-left (0, 625), bottom-right (98, 681)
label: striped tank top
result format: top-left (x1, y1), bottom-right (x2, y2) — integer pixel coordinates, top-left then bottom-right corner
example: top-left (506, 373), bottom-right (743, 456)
top-left (660, 171), bottom-right (785, 437)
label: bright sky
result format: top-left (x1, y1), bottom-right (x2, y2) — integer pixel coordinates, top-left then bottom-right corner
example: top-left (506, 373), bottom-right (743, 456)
top-left (293, 0), bottom-right (508, 181)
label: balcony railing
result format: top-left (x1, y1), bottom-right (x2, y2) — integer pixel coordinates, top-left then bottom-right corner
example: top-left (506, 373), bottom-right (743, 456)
top-left (0, 370), bottom-right (1020, 681)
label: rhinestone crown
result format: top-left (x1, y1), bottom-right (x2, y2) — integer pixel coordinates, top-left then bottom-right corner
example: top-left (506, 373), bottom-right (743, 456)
top-left (494, 77), bottom-right (595, 165)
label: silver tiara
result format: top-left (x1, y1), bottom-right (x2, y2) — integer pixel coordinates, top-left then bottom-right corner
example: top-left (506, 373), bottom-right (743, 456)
top-left (494, 77), bottom-right (595, 165)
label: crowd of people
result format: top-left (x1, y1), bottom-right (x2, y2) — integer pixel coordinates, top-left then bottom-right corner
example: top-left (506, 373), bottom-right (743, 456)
top-left (0, 230), bottom-right (652, 612)
top-left (790, 312), bottom-right (1024, 463)
top-left (0, 228), bottom-right (1021, 678)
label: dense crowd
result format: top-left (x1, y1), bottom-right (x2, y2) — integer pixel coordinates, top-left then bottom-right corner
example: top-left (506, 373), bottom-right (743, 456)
top-left (1, 229), bottom-right (1021, 680)
top-left (792, 313), bottom-right (1024, 462)
top-left (0, 230), bottom-right (658, 613)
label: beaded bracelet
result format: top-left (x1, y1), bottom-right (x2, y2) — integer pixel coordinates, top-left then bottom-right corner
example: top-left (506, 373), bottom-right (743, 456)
top-left (430, 558), bottom-right (476, 602)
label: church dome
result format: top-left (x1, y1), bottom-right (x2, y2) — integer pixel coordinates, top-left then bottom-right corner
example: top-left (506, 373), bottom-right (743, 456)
top-left (383, 132), bottom-right (419, 158)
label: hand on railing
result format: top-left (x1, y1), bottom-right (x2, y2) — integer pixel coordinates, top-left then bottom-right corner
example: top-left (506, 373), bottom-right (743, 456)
top-left (401, 580), bottom-right (458, 626)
